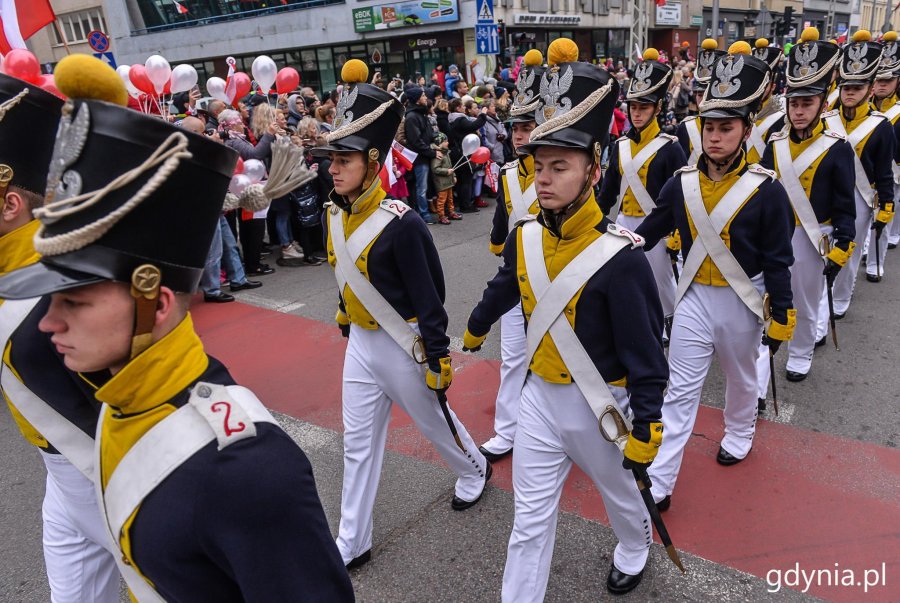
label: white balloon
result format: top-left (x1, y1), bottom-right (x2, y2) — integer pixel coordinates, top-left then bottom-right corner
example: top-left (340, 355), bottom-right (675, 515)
top-left (242, 159), bottom-right (267, 184)
top-left (251, 55), bottom-right (277, 94)
top-left (462, 133), bottom-right (480, 156)
top-left (229, 173), bottom-right (252, 195)
top-left (170, 64), bottom-right (198, 94)
top-left (116, 65), bottom-right (141, 99)
top-left (145, 54), bottom-right (171, 95)
top-left (206, 77), bottom-right (228, 102)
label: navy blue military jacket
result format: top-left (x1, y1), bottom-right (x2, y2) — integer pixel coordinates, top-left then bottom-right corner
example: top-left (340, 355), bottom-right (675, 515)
top-left (637, 155), bottom-right (795, 323)
top-left (760, 128), bottom-right (857, 250)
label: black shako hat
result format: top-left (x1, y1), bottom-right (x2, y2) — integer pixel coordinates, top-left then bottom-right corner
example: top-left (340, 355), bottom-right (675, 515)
top-left (839, 30), bottom-right (883, 85)
top-left (627, 48), bottom-right (673, 105)
top-left (696, 39), bottom-right (727, 84)
top-left (0, 73), bottom-right (64, 196)
top-left (699, 43), bottom-right (771, 121)
top-left (312, 59), bottom-right (404, 164)
top-left (520, 38), bottom-right (619, 156)
top-left (876, 31), bottom-right (900, 79)
top-left (752, 38), bottom-right (784, 72)
top-left (0, 96), bottom-right (238, 300)
top-left (785, 27), bottom-right (842, 97)
top-left (509, 49), bottom-right (546, 124)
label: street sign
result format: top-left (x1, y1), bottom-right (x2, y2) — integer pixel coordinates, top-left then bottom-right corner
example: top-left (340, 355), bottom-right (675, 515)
top-left (476, 0), bottom-right (493, 24)
top-left (87, 30), bottom-right (110, 53)
top-left (93, 52), bottom-right (117, 69)
top-left (475, 24), bottom-right (499, 54)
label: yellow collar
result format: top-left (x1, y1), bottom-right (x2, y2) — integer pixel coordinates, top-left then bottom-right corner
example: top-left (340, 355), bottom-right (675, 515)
top-left (558, 193), bottom-right (604, 240)
top-left (878, 94), bottom-right (898, 112)
top-left (348, 178), bottom-right (387, 215)
top-left (631, 120), bottom-right (661, 150)
top-left (518, 155), bottom-right (535, 190)
top-left (790, 120), bottom-right (825, 143)
top-left (699, 152), bottom-right (747, 183)
top-left (843, 102), bottom-right (872, 128)
top-left (0, 219), bottom-right (40, 277)
top-left (95, 314), bottom-right (208, 414)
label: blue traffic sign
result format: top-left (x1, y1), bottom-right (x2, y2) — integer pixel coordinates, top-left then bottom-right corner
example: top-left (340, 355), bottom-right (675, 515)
top-left (475, 24), bottom-right (499, 55)
top-left (93, 52), bottom-right (117, 69)
top-left (88, 30), bottom-right (110, 53)
top-left (476, 0), bottom-right (494, 24)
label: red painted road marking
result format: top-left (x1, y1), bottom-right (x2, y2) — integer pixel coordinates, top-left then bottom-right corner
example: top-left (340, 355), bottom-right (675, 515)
top-left (192, 301), bottom-right (900, 602)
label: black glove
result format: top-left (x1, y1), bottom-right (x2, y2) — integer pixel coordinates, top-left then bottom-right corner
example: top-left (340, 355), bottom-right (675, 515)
top-left (874, 219), bottom-right (887, 240)
top-left (823, 259), bottom-right (841, 286)
top-left (762, 333), bottom-right (781, 356)
top-left (666, 246), bottom-right (679, 264)
top-left (339, 323), bottom-right (350, 338)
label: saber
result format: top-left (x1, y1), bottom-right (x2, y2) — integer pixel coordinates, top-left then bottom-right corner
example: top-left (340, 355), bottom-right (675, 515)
top-left (768, 350), bottom-right (779, 416)
top-left (600, 407), bottom-right (686, 574)
top-left (670, 255), bottom-right (680, 281)
top-left (435, 390), bottom-right (468, 454)
top-left (874, 222), bottom-right (883, 282)
top-left (826, 276), bottom-right (840, 350)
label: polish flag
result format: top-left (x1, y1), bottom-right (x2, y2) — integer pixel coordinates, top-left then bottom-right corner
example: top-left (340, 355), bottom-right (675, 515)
top-left (391, 140), bottom-right (417, 170)
top-left (173, 0), bottom-right (189, 14)
top-left (0, 0), bottom-right (56, 54)
top-left (379, 151), bottom-right (398, 192)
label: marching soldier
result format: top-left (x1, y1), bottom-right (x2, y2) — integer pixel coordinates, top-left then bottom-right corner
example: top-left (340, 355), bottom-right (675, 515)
top-left (599, 48), bottom-right (687, 327)
top-left (826, 30), bottom-right (895, 314)
top-left (464, 39), bottom-right (668, 599)
top-left (867, 31), bottom-right (900, 278)
top-left (0, 56), bottom-right (354, 602)
top-left (636, 45), bottom-right (795, 507)
top-left (315, 59), bottom-right (490, 568)
top-left (480, 49), bottom-right (545, 462)
top-left (677, 39), bottom-right (724, 164)
top-left (0, 72), bottom-right (121, 602)
top-left (754, 27), bottom-right (856, 391)
top-left (746, 38), bottom-right (787, 164)
top-left (826, 41), bottom-right (843, 110)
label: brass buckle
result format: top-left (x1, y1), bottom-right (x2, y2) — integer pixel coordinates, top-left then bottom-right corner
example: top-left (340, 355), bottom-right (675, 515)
top-left (411, 335), bottom-right (428, 365)
top-left (818, 233), bottom-right (832, 258)
top-left (762, 292), bottom-right (772, 322)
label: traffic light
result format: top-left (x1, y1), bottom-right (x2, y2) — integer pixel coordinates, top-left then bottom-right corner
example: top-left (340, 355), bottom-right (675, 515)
top-left (781, 6), bottom-right (793, 36)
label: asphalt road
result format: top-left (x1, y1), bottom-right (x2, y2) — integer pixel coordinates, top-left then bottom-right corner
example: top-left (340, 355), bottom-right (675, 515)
top-left (1, 197), bottom-right (897, 602)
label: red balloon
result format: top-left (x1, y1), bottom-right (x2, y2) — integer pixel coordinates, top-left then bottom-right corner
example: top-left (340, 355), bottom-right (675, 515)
top-left (129, 64), bottom-right (156, 95)
top-left (38, 74), bottom-right (66, 100)
top-left (470, 146), bottom-right (491, 165)
top-left (3, 49), bottom-right (41, 84)
top-left (230, 72), bottom-right (252, 106)
top-left (275, 67), bottom-right (300, 95)
top-left (234, 157), bottom-right (244, 175)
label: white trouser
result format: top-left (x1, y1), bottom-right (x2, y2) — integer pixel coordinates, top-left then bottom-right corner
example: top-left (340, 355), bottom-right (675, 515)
top-left (40, 451), bottom-right (120, 603)
top-left (337, 324), bottom-right (487, 564)
top-left (815, 281), bottom-right (829, 341)
top-left (501, 377), bottom-right (651, 603)
top-left (483, 304), bottom-right (527, 454)
top-left (833, 190), bottom-right (875, 314)
top-left (757, 227), bottom-right (830, 389)
top-left (649, 280), bottom-right (763, 501)
top-left (865, 219), bottom-right (891, 277)
top-left (617, 214), bottom-right (676, 317)
top-left (889, 183), bottom-right (900, 246)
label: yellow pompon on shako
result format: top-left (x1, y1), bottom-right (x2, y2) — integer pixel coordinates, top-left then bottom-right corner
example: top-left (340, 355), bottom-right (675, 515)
top-left (728, 41), bottom-right (752, 55)
top-left (643, 48), bottom-right (660, 61)
top-left (853, 30), bottom-right (872, 43)
top-left (884, 31), bottom-right (898, 42)
top-left (801, 27), bottom-right (820, 42)
top-left (755, 38), bottom-right (770, 48)
top-left (701, 38), bottom-right (718, 50)
top-left (54, 54), bottom-right (128, 106)
top-left (524, 49), bottom-right (543, 67)
top-left (548, 38), bottom-right (579, 66)
top-left (341, 59), bottom-right (369, 84)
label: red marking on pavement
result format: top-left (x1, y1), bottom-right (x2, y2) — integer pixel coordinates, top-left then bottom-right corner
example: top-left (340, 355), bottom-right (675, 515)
top-left (192, 301), bottom-right (900, 603)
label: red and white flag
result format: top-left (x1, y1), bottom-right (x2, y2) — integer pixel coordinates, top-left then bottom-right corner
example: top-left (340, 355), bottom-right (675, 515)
top-left (485, 160), bottom-right (500, 193)
top-left (173, 0), bottom-right (189, 14)
top-left (0, 0), bottom-right (55, 54)
top-left (379, 151), bottom-right (398, 192)
top-left (391, 140), bottom-right (417, 170)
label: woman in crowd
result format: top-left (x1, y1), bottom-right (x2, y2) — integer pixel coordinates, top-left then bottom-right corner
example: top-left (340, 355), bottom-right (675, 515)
top-left (448, 97), bottom-right (487, 212)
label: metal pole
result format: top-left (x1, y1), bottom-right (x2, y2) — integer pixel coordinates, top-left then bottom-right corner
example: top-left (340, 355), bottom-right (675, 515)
top-left (869, 0), bottom-right (877, 31)
top-left (711, 0), bottom-right (720, 46)
top-left (883, 0), bottom-right (893, 32)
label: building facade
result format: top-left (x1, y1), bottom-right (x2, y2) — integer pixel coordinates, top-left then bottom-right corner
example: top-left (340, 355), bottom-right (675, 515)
top-left (700, 0), bottom-right (852, 47)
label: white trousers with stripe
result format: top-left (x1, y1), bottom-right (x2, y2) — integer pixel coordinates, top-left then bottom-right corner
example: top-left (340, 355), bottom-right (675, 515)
top-left (617, 214), bottom-right (676, 317)
top-left (649, 280), bottom-right (763, 501)
top-left (833, 190), bottom-right (874, 314)
top-left (337, 324), bottom-right (487, 564)
top-left (483, 304), bottom-right (527, 454)
top-left (501, 377), bottom-right (651, 603)
top-left (40, 451), bottom-right (119, 603)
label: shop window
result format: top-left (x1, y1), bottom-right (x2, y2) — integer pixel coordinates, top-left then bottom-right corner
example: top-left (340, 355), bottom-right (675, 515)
top-left (318, 47), bottom-right (337, 93)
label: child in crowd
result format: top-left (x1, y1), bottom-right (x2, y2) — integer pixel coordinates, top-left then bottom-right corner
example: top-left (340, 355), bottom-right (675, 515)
top-left (431, 133), bottom-right (461, 224)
